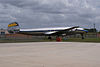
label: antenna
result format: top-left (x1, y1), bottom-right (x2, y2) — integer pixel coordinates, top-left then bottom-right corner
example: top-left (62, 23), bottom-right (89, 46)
top-left (94, 23), bottom-right (95, 29)
top-left (93, 23), bottom-right (96, 32)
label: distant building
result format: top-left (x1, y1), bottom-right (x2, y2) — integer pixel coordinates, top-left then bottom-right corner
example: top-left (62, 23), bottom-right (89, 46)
top-left (0, 29), bottom-right (9, 38)
top-left (0, 29), bottom-right (9, 35)
top-left (0, 29), bottom-right (32, 39)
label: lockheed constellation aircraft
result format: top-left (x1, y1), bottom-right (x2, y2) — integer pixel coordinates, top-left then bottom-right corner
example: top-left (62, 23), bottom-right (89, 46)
top-left (8, 22), bottom-right (88, 39)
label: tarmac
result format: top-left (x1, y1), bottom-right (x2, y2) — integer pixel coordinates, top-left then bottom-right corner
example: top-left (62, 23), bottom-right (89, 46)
top-left (0, 42), bottom-right (100, 67)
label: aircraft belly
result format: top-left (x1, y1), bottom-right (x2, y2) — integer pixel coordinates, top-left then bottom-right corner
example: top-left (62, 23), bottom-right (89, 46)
top-left (19, 31), bottom-right (45, 35)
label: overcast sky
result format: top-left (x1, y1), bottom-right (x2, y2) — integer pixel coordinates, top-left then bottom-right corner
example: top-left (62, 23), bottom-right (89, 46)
top-left (0, 0), bottom-right (100, 30)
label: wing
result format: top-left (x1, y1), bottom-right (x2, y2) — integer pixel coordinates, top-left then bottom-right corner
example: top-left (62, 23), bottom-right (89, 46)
top-left (45, 26), bottom-right (79, 35)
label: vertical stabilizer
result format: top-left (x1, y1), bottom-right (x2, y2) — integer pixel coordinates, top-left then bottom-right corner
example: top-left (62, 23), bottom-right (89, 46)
top-left (8, 22), bottom-right (20, 33)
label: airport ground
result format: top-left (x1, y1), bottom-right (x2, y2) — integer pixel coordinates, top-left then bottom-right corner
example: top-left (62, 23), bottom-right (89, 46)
top-left (0, 32), bottom-right (100, 43)
top-left (0, 42), bottom-right (100, 67)
top-left (0, 37), bottom-right (100, 43)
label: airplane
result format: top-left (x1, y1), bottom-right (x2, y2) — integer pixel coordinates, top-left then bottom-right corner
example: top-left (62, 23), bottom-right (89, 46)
top-left (7, 22), bottom-right (88, 39)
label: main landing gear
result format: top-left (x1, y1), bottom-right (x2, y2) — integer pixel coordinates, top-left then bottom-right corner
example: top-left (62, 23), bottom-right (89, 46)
top-left (48, 36), bottom-right (52, 40)
top-left (81, 33), bottom-right (84, 39)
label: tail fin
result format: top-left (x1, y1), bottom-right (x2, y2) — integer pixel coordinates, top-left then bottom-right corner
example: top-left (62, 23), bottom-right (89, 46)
top-left (8, 22), bottom-right (20, 33)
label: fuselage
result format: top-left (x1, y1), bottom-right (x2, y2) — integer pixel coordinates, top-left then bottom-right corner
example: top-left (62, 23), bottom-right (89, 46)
top-left (19, 27), bottom-right (85, 35)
